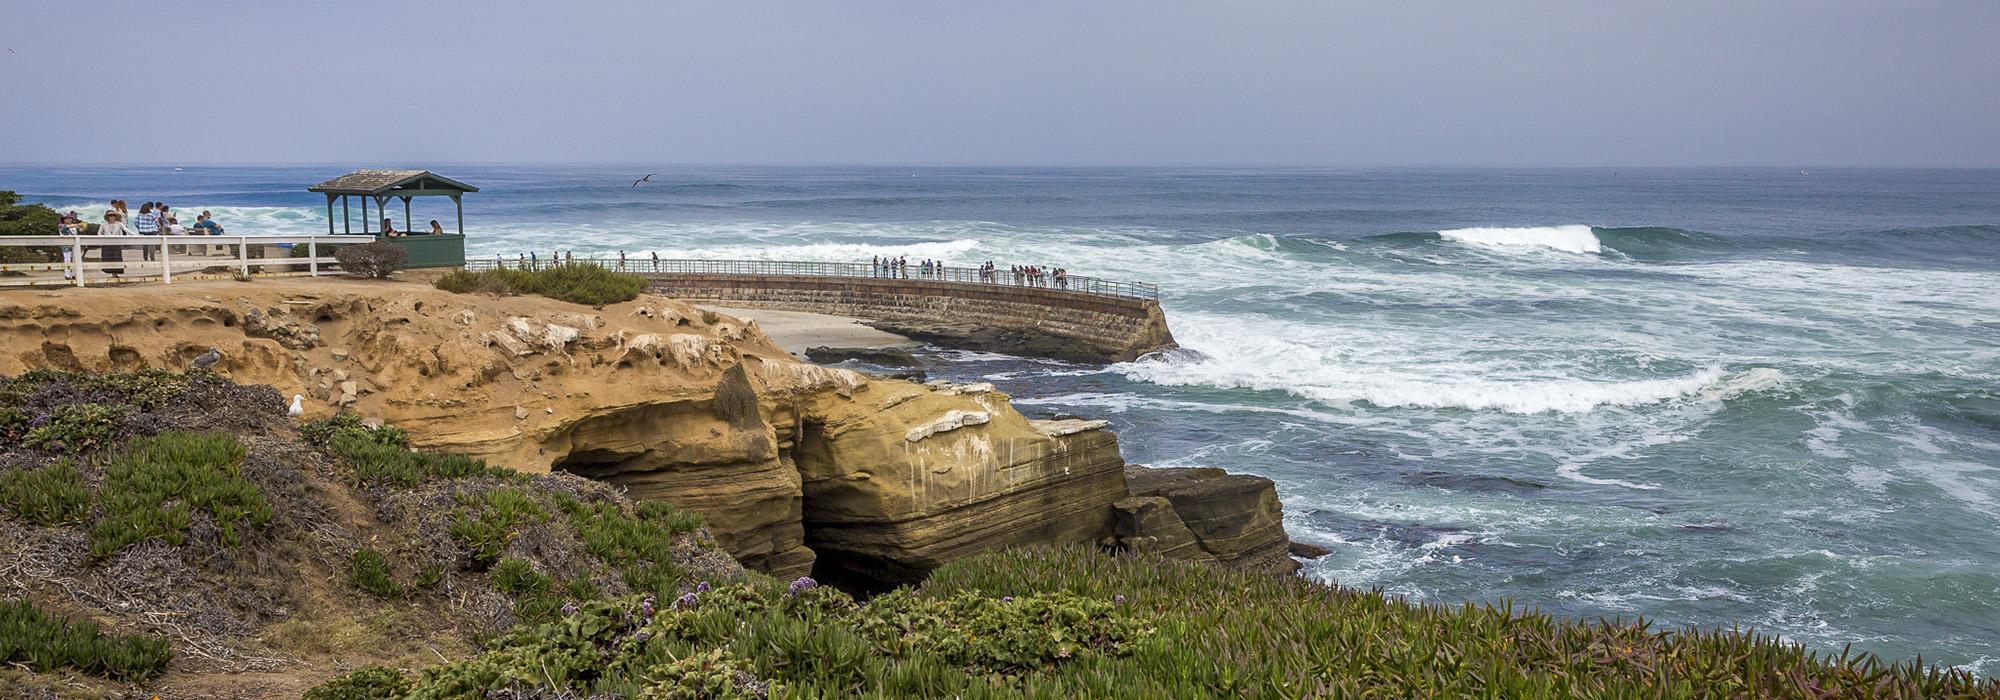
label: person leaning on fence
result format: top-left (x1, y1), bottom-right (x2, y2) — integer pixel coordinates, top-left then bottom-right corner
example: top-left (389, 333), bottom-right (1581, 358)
top-left (651, 251), bottom-right (660, 272)
top-left (430, 219), bottom-right (445, 236)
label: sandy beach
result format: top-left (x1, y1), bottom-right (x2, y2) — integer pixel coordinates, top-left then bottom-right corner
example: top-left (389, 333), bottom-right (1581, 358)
top-left (701, 305), bottom-right (911, 355)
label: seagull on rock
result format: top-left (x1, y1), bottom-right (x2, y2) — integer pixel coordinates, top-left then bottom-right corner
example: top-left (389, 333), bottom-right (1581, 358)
top-left (288, 394), bottom-right (305, 418)
top-left (191, 347), bottom-right (222, 371)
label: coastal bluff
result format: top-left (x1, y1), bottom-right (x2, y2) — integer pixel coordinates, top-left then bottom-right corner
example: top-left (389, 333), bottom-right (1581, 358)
top-left (0, 278), bottom-right (1293, 586)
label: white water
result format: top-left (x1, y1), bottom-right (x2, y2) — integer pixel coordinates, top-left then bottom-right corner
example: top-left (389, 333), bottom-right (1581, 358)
top-left (1439, 225), bottom-right (1603, 254)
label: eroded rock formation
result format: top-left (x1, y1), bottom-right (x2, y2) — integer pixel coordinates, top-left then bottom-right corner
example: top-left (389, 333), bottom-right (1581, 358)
top-left (1116, 465), bottom-right (1301, 575)
top-left (0, 279), bottom-right (1148, 583)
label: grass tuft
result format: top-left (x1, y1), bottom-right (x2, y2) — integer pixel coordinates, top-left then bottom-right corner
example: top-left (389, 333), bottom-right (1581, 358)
top-left (86, 431), bottom-right (270, 561)
top-left (0, 600), bottom-right (173, 680)
top-left (0, 462), bottom-right (92, 526)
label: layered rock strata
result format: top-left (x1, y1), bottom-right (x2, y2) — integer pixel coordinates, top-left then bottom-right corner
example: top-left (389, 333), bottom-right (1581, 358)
top-left (1116, 465), bottom-right (1301, 575)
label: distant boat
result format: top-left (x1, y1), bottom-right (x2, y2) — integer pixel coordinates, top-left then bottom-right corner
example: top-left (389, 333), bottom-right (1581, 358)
top-left (174, 167), bottom-right (184, 171)
top-left (1799, 169), bottom-right (1808, 176)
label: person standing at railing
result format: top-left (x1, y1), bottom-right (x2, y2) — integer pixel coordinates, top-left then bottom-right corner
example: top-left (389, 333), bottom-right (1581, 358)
top-left (430, 219), bottom-right (445, 236)
top-left (57, 212), bottom-right (84, 281)
top-left (618, 250), bottom-right (627, 272)
top-left (133, 202), bottom-right (161, 261)
top-left (652, 251), bottom-right (660, 272)
top-left (97, 209), bottom-right (131, 277)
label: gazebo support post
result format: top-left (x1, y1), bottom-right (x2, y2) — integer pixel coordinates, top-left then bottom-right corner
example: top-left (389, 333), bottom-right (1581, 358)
top-left (402, 196), bottom-right (411, 232)
top-left (342, 196), bottom-right (351, 234)
top-left (454, 195), bottom-right (463, 236)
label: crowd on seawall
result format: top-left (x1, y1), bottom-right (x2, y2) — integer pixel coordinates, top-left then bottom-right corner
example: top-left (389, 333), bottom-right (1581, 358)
top-left (482, 250), bottom-right (1083, 291)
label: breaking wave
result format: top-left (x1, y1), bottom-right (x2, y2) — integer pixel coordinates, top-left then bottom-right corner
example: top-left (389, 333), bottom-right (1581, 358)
top-left (1438, 225), bottom-right (1603, 254)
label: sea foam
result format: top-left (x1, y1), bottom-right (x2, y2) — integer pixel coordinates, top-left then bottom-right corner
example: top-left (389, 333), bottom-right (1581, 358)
top-left (1439, 225), bottom-right (1603, 254)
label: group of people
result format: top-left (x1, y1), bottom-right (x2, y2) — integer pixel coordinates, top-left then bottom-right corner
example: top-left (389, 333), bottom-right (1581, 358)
top-left (866, 256), bottom-right (1071, 289)
top-left (1009, 264), bottom-right (1068, 289)
top-left (61, 200), bottom-right (226, 278)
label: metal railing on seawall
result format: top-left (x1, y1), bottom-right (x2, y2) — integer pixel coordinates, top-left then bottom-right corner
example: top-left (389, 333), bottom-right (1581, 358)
top-left (465, 257), bottom-right (1163, 301)
top-left (0, 235), bottom-right (378, 286)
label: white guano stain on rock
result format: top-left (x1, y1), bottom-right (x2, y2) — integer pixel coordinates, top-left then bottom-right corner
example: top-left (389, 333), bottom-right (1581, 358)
top-left (905, 409), bottom-right (991, 442)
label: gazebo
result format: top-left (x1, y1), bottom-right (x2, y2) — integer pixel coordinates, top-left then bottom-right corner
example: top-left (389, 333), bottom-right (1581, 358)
top-left (309, 169), bottom-right (477, 268)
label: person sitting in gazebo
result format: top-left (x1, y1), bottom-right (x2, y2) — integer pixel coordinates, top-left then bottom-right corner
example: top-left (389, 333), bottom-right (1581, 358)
top-left (381, 217), bottom-right (400, 237)
top-left (429, 219), bottom-right (445, 236)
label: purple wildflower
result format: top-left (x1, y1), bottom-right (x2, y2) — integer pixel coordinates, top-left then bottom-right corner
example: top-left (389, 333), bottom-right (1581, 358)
top-left (641, 594), bottom-right (656, 617)
top-left (673, 592), bottom-right (699, 610)
top-left (1114, 595), bottom-right (1126, 605)
top-left (786, 576), bottom-right (818, 597)
top-left (695, 581), bottom-right (712, 593)
top-left (633, 630), bottom-right (652, 643)
top-left (561, 602), bottom-right (579, 617)
top-left (1001, 596), bottom-right (1013, 603)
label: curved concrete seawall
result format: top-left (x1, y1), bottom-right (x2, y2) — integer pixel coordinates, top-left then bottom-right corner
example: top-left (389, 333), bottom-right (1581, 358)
top-left (647, 273), bottom-right (1178, 363)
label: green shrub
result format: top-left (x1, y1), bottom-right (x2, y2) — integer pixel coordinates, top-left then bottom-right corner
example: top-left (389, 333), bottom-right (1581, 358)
top-left (448, 489), bottom-right (549, 567)
top-left (308, 415), bottom-right (521, 490)
top-left (851, 589), bottom-right (1151, 675)
top-left (347, 548), bottom-right (407, 599)
top-left (87, 431), bottom-right (270, 561)
top-left (333, 241), bottom-right (408, 279)
top-left (0, 191), bottom-right (62, 265)
top-left (554, 495), bottom-right (704, 595)
top-left (434, 263), bottom-right (645, 306)
top-left (303, 664), bottom-right (411, 700)
top-left (0, 462), bottom-right (92, 526)
top-left (0, 599), bottom-right (172, 680)
top-left (301, 411), bottom-right (407, 449)
top-left (920, 546), bottom-right (2000, 698)
top-left (23, 403), bottom-right (127, 453)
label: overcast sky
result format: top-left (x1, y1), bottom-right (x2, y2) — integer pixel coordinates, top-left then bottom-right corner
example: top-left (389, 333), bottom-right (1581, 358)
top-left (4, 1), bottom-right (1997, 166)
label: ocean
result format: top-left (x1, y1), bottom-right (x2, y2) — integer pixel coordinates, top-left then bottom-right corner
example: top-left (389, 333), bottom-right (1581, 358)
top-left (7, 165), bottom-right (1999, 674)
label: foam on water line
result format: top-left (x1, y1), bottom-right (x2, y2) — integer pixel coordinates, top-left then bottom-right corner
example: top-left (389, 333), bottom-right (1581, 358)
top-left (1439, 225), bottom-right (1603, 254)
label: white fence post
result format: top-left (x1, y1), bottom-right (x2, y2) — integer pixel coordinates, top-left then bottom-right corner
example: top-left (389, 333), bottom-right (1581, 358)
top-left (309, 238), bottom-right (319, 276)
top-left (161, 239), bottom-right (172, 284)
top-left (70, 236), bottom-right (84, 287)
top-left (238, 238), bottom-right (250, 277)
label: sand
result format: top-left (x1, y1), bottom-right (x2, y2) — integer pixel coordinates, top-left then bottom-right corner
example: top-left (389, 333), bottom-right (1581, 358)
top-left (700, 306), bottom-right (911, 356)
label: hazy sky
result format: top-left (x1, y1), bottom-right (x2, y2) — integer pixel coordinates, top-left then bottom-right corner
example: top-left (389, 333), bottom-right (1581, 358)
top-left (4, 1), bottom-right (1997, 166)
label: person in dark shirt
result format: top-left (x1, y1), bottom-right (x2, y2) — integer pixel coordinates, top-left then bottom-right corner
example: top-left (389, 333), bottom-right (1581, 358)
top-left (192, 211), bottom-right (222, 235)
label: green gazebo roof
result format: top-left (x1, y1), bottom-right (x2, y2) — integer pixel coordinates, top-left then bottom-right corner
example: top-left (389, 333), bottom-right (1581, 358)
top-left (309, 170), bottom-right (480, 197)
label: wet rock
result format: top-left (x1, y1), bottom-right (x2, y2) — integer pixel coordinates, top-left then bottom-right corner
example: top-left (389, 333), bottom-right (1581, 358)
top-left (1400, 470), bottom-right (1548, 494)
top-left (805, 345), bottom-right (923, 367)
top-left (1288, 541), bottom-right (1332, 559)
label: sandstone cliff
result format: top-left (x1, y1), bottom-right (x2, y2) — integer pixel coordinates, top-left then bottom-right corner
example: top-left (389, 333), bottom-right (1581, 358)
top-left (0, 279), bottom-right (1139, 583)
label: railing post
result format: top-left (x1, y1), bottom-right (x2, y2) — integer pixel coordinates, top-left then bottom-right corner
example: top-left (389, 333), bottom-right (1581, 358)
top-left (71, 236), bottom-right (84, 287)
top-left (238, 238), bottom-right (250, 277)
top-left (309, 238), bottom-right (320, 276)
top-left (160, 239), bottom-right (172, 284)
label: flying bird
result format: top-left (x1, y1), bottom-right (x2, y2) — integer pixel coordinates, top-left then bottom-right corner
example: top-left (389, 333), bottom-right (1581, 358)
top-left (631, 174), bottom-right (655, 188)
top-left (288, 395), bottom-right (305, 417)
top-left (190, 347), bottom-right (222, 370)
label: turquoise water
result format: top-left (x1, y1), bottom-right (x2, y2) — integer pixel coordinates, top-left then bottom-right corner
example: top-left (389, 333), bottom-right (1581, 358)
top-left (7, 165), bottom-right (1999, 673)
